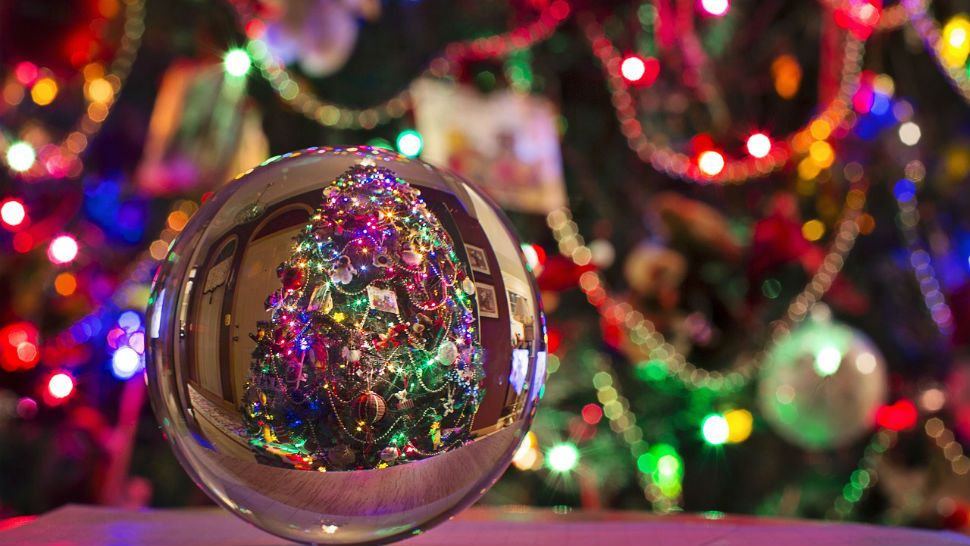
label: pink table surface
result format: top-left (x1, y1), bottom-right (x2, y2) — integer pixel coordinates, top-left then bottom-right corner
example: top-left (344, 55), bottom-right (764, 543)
top-left (1, 504), bottom-right (969, 546)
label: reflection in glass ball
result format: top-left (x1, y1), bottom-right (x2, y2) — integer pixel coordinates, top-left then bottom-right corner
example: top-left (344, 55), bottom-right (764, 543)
top-left (145, 147), bottom-right (546, 545)
top-left (758, 318), bottom-right (888, 451)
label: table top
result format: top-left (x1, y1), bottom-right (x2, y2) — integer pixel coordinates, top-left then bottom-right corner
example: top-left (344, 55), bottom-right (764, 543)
top-left (1, 504), bottom-right (969, 546)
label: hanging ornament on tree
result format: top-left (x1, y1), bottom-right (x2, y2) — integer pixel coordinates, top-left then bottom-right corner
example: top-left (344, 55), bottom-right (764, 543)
top-left (146, 146), bottom-right (544, 545)
top-left (251, 0), bottom-right (381, 77)
top-left (757, 315), bottom-right (889, 450)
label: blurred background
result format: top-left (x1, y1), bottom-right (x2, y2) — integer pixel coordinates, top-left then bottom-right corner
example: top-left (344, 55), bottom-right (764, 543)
top-left (2, 0), bottom-right (970, 533)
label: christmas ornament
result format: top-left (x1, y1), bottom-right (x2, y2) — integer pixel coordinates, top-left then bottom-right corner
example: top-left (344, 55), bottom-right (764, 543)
top-left (257, 0), bottom-right (381, 77)
top-left (757, 318), bottom-right (888, 450)
top-left (146, 146), bottom-right (544, 545)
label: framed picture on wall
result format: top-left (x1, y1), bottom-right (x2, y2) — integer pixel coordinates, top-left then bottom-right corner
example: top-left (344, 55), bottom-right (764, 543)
top-left (465, 244), bottom-right (491, 275)
top-left (475, 282), bottom-right (500, 318)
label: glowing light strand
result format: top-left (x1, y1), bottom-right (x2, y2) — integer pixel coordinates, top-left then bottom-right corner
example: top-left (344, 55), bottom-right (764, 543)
top-left (903, 0), bottom-right (970, 104)
top-left (588, 352), bottom-right (680, 511)
top-left (548, 176), bottom-right (866, 392)
top-left (894, 176), bottom-right (955, 337)
top-left (828, 428), bottom-right (897, 519)
top-left (243, 1), bottom-right (570, 130)
top-left (580, 10), bottom-right (865, 184)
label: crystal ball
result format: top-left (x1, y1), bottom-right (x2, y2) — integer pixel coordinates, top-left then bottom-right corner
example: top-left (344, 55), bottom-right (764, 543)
top-left (758, 318), bottom-right (887, 450)
top-left (145, 146), bottom-right (546, 544)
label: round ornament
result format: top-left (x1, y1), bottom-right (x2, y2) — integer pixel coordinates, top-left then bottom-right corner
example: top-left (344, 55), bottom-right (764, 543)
top-left (145, 146), bottom-right (545, 545)
top-left (353, 391), bottom-right (386, 424)
top-left (757, 318), bottom-right (888, 450)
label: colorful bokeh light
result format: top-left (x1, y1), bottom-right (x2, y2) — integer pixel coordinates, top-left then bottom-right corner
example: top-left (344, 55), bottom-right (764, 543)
top-left (48, 235), bottom-right (79, 265)
top-left (224, 48), bottom-right (252, 77)
top-left (546, 442), bottom-right (580, 472)
top-left (396, 130), bottom-right (423, 158)
top-left (0, 199), bottom-right (26, 228)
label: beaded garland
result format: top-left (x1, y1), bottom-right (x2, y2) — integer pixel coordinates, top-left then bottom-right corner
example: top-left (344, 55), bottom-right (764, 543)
top-left (243, 164), bottom-right (485, 471)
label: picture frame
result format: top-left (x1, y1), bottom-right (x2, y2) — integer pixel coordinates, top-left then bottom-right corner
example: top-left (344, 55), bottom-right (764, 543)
top-left (475, 282), bottom-right (500, 318)
top-left (465, 244), bottom-right (491, 275)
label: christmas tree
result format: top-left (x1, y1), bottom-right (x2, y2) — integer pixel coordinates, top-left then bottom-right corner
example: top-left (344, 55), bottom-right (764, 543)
top-left (243, 164), bottom-right (485, 471)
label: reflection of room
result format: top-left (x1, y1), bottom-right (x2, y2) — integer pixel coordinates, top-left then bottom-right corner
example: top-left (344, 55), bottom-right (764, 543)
top-left (464, 188), bottom-right (539, 425)
top-left (176, 194), bottom-right (315, 458)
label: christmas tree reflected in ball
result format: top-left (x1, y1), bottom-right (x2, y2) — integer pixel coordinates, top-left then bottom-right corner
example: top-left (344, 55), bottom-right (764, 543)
top-left (145, 147), bottom-right (545, 545)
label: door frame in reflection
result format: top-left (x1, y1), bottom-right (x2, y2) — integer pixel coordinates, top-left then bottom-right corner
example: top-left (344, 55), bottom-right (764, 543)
top-left (228, 203), bottom-right (314, 406)
top-left (186, 235), bottom-right (238, 413)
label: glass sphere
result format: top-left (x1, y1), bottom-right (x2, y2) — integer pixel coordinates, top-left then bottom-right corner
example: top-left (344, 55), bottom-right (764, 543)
top-left (145, 146), bottom-right (546, 545)
top-left (758, 318), bottom-right (887, 450)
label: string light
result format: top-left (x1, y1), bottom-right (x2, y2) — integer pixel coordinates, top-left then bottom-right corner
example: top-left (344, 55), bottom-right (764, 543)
top-left (546, 442), bottom-right (580, 472)
top-left (396, 130), bottom-right (423, 158)
top-left (30, 77), bottom-right (59, 106)
top-left (926, 418), bottom-right (970, 475)
top-left (111, 346), bottom-right (143, 379)
top-left (697, 150), bottom-right (725, 176)
top-left (5, 142), bottom-right (36, 173)
top-left (582, 14), bottom-right (865, 184)
top-left (906, 1), bottom-right (970, 104)
top-left (701, 414), bottom-right (730, 446)
top-left (546, 170), bottom-right (867, 392)
top-left (898, 121), bottom-right (921, 145)
top-left (700, 0), bottom-right (730, 17)
top-left (48, 235), bottom-right (79, 265)
top-left (0, 0), bottom-right (145, 179)
top-left (240, 0), bottom-right (570, 129)
top-left (0, 199), bottom-right (26, 228)
top-left (941, 15), bottom-right (970, 68)
top-left (590, 354), bottom-right (678, 510)
top-left (47, 373), bottom-right (75, 400)
top-left (54, 272), bottom-right (77, 296)
top-left (895, 172), bottom-right (955, 337)
top-left (620, 55), bottom-right (646, 82)
top-left (746, 133), bottom-right (772, 158)
top-left (224, 48), bottom-right (252, 77)
top-left (820, 0), bottom-right (917, 32)
top-left (620, 55), bottom-right (659, 86)
top-left (830, 429), bottom-right (896, 519)
top-left (724, 409), bottom-right (753, 444)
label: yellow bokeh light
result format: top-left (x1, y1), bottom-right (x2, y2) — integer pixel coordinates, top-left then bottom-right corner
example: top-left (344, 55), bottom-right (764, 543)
top-left (512, 431), bottom-right (542, 471)
top-left (31, 77), bottom-right (58, 106)
top-left (724, 409), bottom-right (753, 444)
top-left (798, 157), bottom-right (821, 180)
top-left (809, 119), bottom-right (831, 141)
top-left (54, 272), bottom-right (77, 296)
top-left (945, 147), bottom-right (970, 180)
top-left (86, 78), bottom-right (114, 104)
top-left (802, 219), bottom-right (826, 241)
top-left (809, 140), bottom-right (835, 168)
top-left (942, 15), bottom-right (970, 68)
top-left (873, 74), bottom-right (895, 97)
